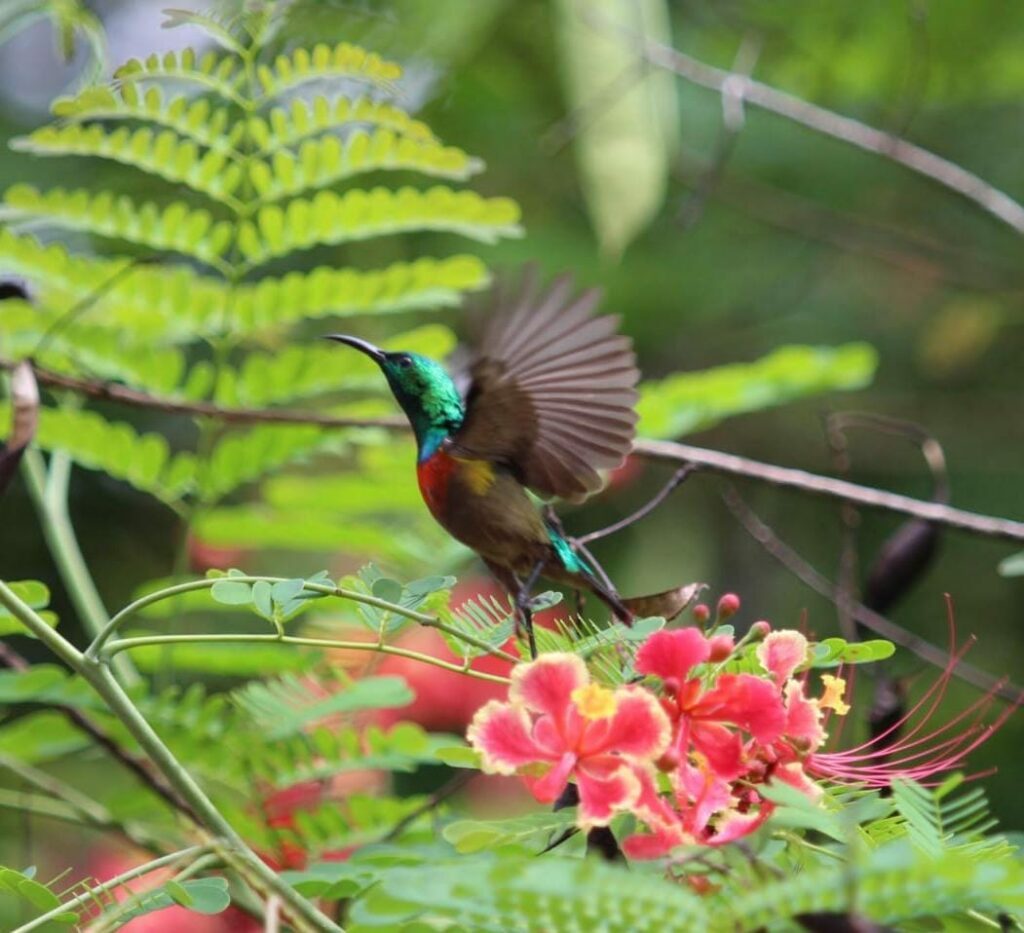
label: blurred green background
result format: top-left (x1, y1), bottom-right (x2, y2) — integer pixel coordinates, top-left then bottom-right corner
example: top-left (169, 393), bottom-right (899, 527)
top-left (0, 0), bottom-right (1021, 871)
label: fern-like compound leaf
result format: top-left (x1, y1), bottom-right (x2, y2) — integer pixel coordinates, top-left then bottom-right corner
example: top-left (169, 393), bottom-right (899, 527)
top-left (252, 95), bottom-right (436, 155)
top-left (235, 185), bottom-right (521, 267)
top-left (114, 48), bottom-right (245, 106)
top-left (0, 404), bottom-right (196, 503)
top-left (51, 85), bottom-right (239, 153)
top-left (255, 43), bottom-right (402, 101)
top-left (1, 185), bottom-right (234, 269)
top-left (247, 129), bottom-right (483, 203)
top-left (12, 124), bottom-right (244, 205)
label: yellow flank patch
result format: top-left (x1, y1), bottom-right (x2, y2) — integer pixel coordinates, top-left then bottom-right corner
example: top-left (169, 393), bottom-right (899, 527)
top-left (571, 683), bottom-right (618, 720)
top-left (455, 456), bottom-right (496, 495)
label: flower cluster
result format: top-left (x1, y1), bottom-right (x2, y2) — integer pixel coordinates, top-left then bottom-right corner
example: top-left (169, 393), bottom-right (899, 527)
top-left (466, 600), bottom-right (1003, 859)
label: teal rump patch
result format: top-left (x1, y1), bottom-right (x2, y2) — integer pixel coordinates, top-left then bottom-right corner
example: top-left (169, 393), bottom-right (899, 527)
top-left (546, 527), bottom-right (592, 576)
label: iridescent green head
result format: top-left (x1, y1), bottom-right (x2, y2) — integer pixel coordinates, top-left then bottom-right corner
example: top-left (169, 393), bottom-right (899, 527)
top-left (326, 335), bottom-right (464, 456)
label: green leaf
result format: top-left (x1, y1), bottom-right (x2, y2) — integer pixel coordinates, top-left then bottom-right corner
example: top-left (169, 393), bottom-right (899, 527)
top-left (114, 48), bottom-right (243, 105)
top-left (52, 84), bottom-right (236, 153)
top-left (998, 550), bottom-right (1024, 576)
top-left (247, 128), bottom-right (483, 204)
top-left (0, 581), bottom-right (59, 636)
top-left (209, 580), bottom-right (253, 605)
top-left (0, 865), bottom-right (74, 922)
top-left (443, 810), bottom-right (578, 854)
top-left (810, 637), bottom-right (895, 667)
top-left (116, 877), bottom-right (230, 922)
top-left (0, 184), bottom-right (233, 269)
top-left (434, 745), bottom-right (482, 769)
top-left (253, 95), bottom-right (437, 155)
top-left (11, 124), bottom-right (242, 206)
top-left (638, 343), bottom-right (879, 439)
top-left (555, 0), bottom-right (679, 258)
top-left (349, 854), bottom-right (709, 929)
top-left (255, 42), bottom-right (402, 100)
top-left (235, 673), bottom-right (414, 739)
top-left (233, 185), bottom-right (521, 268)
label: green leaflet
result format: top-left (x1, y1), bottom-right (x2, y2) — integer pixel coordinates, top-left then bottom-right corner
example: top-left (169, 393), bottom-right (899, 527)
top-left (555, 0), bottom-right (679, 258)
top-left (234, 673), bottom-right (415, 739)
top-left (348, 854), bottom-right (710, 930)
top-left (998, 550), bottom-right (1024, 576)
top-left (251, 95), bottom-right (438, 155)
top-left (0, 580), bottom-right (59, 636)
top-left (254, 42), bottom-right (403, 99)
top-left (112, 877), bottom-right (231, 923)
top-left (52, 84), bottom-right (237, 152)
top-left (0, 865), bottom-right (77, 924)
top-left (1, 184), bottom-right (234, 269)
top-left (0, 403), bottom-right (196, 504)
top-left (234, 185), bottom-right (521, 267)
top-left (638, 342), bottom-right (879, 438)
top-left (12, 123), bottom-right (243, 205)
top-left (247, 128), bottom-right (483, 203)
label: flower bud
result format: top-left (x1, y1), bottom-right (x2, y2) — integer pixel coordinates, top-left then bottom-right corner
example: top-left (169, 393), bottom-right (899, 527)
top-left (708, 634), bottom-right (735, 661)
top-left (717, 593), bottom-right (741, 620)
top-left (692, 604), bottom-right (710, 624)
top-left (749, 620), bottom-right (771, 640)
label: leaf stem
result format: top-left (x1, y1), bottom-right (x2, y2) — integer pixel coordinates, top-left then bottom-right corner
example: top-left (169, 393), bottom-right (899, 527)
top-left (21, 448), bottom-right (141, 686)
top-left (87, 575), bottom-right (519, 665)
top-left (11, 845), bottom-right (210, 933)
top-left (102, 632), bottom-right (512, 685)
top-left (0, 580), bottom-right (343, 933)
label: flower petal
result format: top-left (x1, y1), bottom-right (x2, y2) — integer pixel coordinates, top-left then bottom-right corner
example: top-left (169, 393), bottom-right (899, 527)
top-left (707, 807), bottom-right (770, 845)
top-left (784, 679), bottom-right (825, 748)
top-left (694, 674), bottom-right (786, 744)
top-left (524, 751), bottom-right (577, 804)
top-left (509, 653), bottom-right (589, 717)
top-left (757, 630), bottom-right (808, 685)
top-left (690, 721), bottom-right (746, 781)
top-left (635, 627), bottom-right (711, 682)
top-left (575, 756), bottom-right (641, 827)
top-left (467, 700), bottom-right (546, 774)
top-left (583, 687), bottom-right (672, 760)
top-left (676, 761), bottom-right (735, 835)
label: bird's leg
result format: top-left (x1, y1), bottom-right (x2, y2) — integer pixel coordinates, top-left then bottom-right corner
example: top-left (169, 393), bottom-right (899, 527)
top-left (483, 559), bottom-right (540, 659)
top-left (514, 560), bottom-right (545, 660)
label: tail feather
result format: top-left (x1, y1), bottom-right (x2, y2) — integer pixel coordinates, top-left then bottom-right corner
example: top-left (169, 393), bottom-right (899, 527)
top-left (582, 574), bottom-right (701, 625)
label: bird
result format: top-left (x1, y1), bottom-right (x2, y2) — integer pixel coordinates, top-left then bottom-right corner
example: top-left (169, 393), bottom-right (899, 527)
top-left (327, 268), bottom-right (691, 653)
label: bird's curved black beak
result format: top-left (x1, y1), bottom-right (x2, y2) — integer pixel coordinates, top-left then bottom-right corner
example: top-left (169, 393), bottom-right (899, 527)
top-left (323, 334), bottom-right (386, 363)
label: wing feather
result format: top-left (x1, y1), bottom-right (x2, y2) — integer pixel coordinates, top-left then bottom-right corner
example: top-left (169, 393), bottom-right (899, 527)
top-left (453, 267), bottom-right (639, 500)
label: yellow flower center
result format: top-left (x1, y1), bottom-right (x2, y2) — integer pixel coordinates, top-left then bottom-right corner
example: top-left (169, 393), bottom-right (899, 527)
top-left (819, 675), bottom-right (850, 715)
top-left (571, 683), bottom-right (618, 720)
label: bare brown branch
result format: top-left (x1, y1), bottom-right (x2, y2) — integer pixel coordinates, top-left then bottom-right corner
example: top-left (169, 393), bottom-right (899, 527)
top-left (721, 488), bottom-right (1022, 704)
top-left (4, 356), bottom-right (1024, 544)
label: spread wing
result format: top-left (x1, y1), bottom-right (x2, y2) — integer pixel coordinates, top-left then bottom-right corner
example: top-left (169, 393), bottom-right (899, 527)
top-left (452, 267), bottom-right (639, 501)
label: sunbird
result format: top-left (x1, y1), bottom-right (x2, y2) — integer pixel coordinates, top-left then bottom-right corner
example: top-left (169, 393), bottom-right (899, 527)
top-left (327, 269), bottom-right (689, 649)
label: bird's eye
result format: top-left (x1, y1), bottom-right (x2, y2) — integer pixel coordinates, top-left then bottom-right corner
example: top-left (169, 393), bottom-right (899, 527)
top-left (396, 355), bottom-right (413, 369)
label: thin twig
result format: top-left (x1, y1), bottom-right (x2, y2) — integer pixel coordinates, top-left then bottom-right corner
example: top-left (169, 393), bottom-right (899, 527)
top-left (577, 463), bottom-right (695, 544)
top-left (378, 771), bottom-right (474, 843)
top-left (636, 437), bottom-right (1024, 543)
top-left (721, 487), bottom-right (1022, 704)
top-left (2, 358), bottom-right (405, 430)
top-left (596, 11), bottom-right (1024, 235)
top-left (4, 359), bottom-right (1023, 544)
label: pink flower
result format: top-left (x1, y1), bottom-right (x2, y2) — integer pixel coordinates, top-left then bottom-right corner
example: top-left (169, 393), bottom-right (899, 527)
top-left (467, 654), bottom-right (671, 826)
top-left (635, 629), bottom-right (786, 780)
